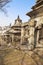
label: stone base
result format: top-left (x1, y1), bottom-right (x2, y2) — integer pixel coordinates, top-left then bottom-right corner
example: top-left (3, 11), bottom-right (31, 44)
top-left (36, 42), bottom-right (43, 48)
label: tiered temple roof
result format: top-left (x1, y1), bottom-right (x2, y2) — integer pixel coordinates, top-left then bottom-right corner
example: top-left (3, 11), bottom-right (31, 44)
top-left (32, 0), bottom-right (43, 9)
top-left (26, 0), bottom-right (43, 18)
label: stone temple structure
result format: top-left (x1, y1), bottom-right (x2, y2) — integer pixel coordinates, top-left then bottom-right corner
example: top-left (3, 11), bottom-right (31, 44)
top-left (0, 0), bottom-right (43, 65)
top-left (26, 0), bottom-right (43, 50)
top-left (2, 0), bottom-right (43, 50)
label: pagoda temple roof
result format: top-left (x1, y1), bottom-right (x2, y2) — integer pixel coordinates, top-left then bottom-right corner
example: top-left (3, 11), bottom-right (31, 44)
top-left (26, 10), bottom-right (36, 18)
top-left (36, 0), bottom-right (43, 3)
top-left (26, 0), bottom-right (43, 18)
top-left (32, 0), bottom-right (43, 9)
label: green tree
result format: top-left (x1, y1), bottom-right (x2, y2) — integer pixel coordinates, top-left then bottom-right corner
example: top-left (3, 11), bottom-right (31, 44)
top-left (0, 0), bottom-right (11, 13)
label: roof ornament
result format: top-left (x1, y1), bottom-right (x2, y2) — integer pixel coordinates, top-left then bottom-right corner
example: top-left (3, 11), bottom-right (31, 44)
top-left (17, 15), bottom-right (20, 20)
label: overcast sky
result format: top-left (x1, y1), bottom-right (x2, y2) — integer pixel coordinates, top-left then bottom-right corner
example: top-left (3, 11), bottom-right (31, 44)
top-left (0, 0), bottom-right (36, 26)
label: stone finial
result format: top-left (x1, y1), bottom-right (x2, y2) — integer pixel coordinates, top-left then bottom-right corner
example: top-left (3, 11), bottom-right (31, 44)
top-left (14, 15), bottom-right (22, 24)
top-left (17, 15), bottom-right (21, 20)
top-left (17, 15), bottom-right (19, 19)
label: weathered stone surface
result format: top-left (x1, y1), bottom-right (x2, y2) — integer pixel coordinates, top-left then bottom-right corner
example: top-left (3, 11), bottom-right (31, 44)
top-left (0, 47), bottom-right (43, 65)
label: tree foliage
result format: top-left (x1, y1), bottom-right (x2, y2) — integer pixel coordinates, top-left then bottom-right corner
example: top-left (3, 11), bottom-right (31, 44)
top-left (0, 0), bottom-right (11, 8)
top-left (0, 0), bottom-right (11, 13)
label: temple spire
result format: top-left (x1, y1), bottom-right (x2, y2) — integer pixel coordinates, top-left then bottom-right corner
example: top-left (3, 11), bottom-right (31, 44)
top-left (17, 15), bottom-right (20, 20)
top-left (17, 15), bottom-right (19, 19)
top-left (14, 15), bottom-right (22, 24)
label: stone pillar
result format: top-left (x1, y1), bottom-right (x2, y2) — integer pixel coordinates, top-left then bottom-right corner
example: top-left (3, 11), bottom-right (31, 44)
top-left (28, 27), bottom-right (35, 50)
top-left (36, 25), bottom-right (43, 47)
top-left (21, 26), bottom-right (24, 44)
top-left (25, 29), bottom-right (28, 36)
top-left (12, 34), bottom-right (14, 43)
top-left (37, 30), bottom-right (39, 43)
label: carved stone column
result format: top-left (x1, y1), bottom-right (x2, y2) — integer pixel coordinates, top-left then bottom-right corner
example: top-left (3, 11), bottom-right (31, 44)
top-left (35, 29), bottom-right (40, 47)
top-left (36, 25), bottom-right (43, 47)
top-left (28, 27), bottom-right (35, 50)
top-left (21, 26), bottom-right (24, 44)
top-left (12, 34), bottom-right (14, 43)
top-left (36, 30), bottom-right (39, 44)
